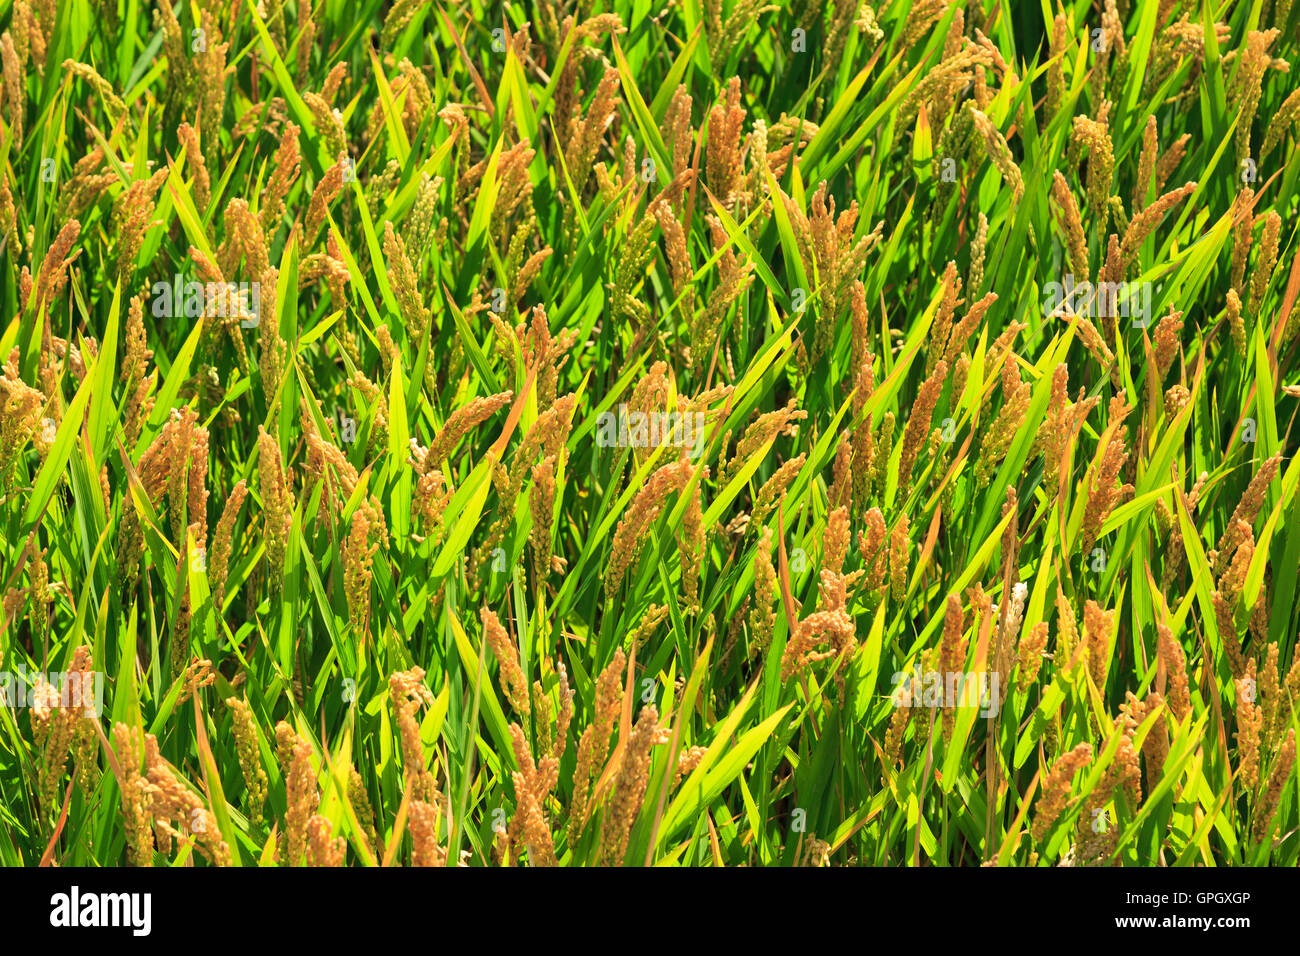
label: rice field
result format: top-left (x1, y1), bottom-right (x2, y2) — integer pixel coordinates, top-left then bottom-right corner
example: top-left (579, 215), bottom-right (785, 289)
top-left (1, 0), bottom-right (1299, 868)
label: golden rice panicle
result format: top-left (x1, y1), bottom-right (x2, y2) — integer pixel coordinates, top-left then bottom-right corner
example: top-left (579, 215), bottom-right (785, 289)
top-left (481, 607), bottom-right (529, 717)
top-left (2, 32), bottom-right (25, 148)
top-left (823, 505), bottom-right (851, 576)
top-left (1070, 105), bottom-right (1115, 218)
top-left (677, 466), bottom-right (706, 610)
top-left (306, 814), bottom-right (345, 867)
top-left (111, 723), bottom-right (154, 866)
top-left (304, 152), bottom-right (348, 246)
top-left (939, 594), bottom-right (966, 740)
top-left (974, 353), bottom-right (1029, 488)
top-left (505, 721), bottom-right (560, 866)
top-left (1157, 623), bottom-right (1191, 722)
top-left (275, 720), bottom-right (317, 867)
top-left (261, 123), bottom-right (301, 234)
top-left (725, 398), bottom-right (807, 482)
top-left (176, 121), bottom-right (210, 212)
top-left (857, 506), bottom-right (888, 592)
top-left (409, 799), bottom-right (446, 867)
top-left (1226, 287), bottom-right (1246, 354)
top-left (928, 261), bottom-right (961, 376)
top-left (599, 704), bottom-right (660, 865)
top-left (1017, 622), bottom-right (1049, 691)
top-left (780, 571), bottom-right (856, 680)
top-left (1254, 728), bottom-right (1296, 842)
top-left (706, 76), bottom-right (746, 210)
top-left (1079, 397), bottom-right (1134, 555)
top-left (383, 220), bottom-right (431, 341)
top-left (427, 390), bottom-right (513, 465)
top-left (569, 649), bottom-right (626, 839)
top-left (1083, 600), bottom-right (1115, 689)
top-left (32, 218), bottom-right (81, 318)
top-left (664, 83), bottom-right (694, 182)
top-left (1213, 454), bottom-right (1280, 573)
top-left (1121, 181), bottom-right (1196, 269)
top-left (565, 66), bottom-right (620, 193)
top-left (943, 291), bottom-right (998, 369)
top-left (1133, 115), bottom-right (1158, 211)
top-left (194, 10), bottom-right (228, 133)
top-left (1152, 306), bottom-right (1183, 382)
top-left (143, 734), bottom-right (231, 866)
top-left (225, 697), bottom-right (267, 827)
top-left (1261, 87), bottom-right (1300, 159)
top-left (749, 527), bottom-right (778, 655)
top-left (1235, 659), bottom-right (1264, 791)
top-left (389, 667), bottom-right (436, 806)
top-left (827, 434), bottom-right (853, 512)
top-left (889, 514), bottom-right (910, 601)
top-left (1230, 187), bottom-right (1254, 292)
top-left (343, 503), bottom-right (379, 634)
top-left (1054, 585), bottom-right (1080, 673)
top-left (850, 358), bottom-right (877, 515)
top-left (972, 108), bottom-right (1024, 201)
top-left (529, 454), bottom-right (558, 582)
top-left (1248, 210), bottom-right (1281, 312)
top-left (1259, 643), bottom-right (1283, 752)
top-left (1051, 171), bottom-right (1089, 285)
top-left (553, 663), bottom-right (575, 760)
top-left (605, 459), bottom-right (691, 597)
top-left (1046, 14), bottom-right (1068, 115)
top-left (109, 164), bottom-right (168, 282)
top-left (872, 411), bottom-right (895, 501)
top-left (1233, 29), bottom-right (1280, 166)
top-left (1031, 743), bottom-right (1093, 841)
top-left (751, 453), bottom-right (805, 527)
top-left (256, 425), bottom-right (295, 590)
top-left (896, 360), bottom-right (947, 495)
top-left (1112, 697), bottom-right (1144, 806)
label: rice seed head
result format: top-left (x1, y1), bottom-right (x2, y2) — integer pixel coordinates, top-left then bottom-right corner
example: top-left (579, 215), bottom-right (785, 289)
top-left (260, 123), bottom-right (301, 234)
top-left (225, 697), bottom-right (267, 828)
top-left (256, 426), bottom-right (295, 591)
top-left (1236, 659), bottom-right (1264, 791)
top-left (1260, 87), bottom-right (1300, 159)
top-left (974, 353), bottom-right (1029, 487)
top-left (482, 607), bottom-right (529, 718)
top-left (889, 515), bottom-right (911, 602)
top-left (409, 799), bottom-right (446, 867)
top-left (1157, 623), bottom-right (1192, 722)
top-left (1254, 728), bottom-right (1296, 841)
top-left (599, 703), bottom-right (660, 865)
top-left (1121, 181), bottom-right (1196, 271)
top-left (1031, 743), bottom-right (1093, 841)
top-left (749, 527), bottom-right (778, 654)
top-left (1152, 306), bottom-right (1184, 382)
top-left (1230, 187), bottom-right (1255, 292)
top-left (751, 453), bottom-right (805, 527)
top-left (111, 722), bottom-right (154, 866)
top-left (1017, 622), bottom-right (1049, 691)
top-left (1233, 30), bottom-right (1280, 166)
top-left (972, 108), bottom-right (1024, 201)
top-left (569, 649), bottom-right (626, 840)
top-left (897, 360), bottom-right (947, 495)
top-left (1248, 210), bottom-right (1281, 313)
top-left (275, 721), bottom-right (317, 866)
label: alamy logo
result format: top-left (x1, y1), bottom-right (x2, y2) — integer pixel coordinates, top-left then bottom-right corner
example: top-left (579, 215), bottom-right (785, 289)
top-left (1042, 274), bottom-right (1152, 327)
top-left (0, 666), bottom-right (103, 718)
top-left (595, 404), bottom-right (707, 459)
top-left (151, 274), bottom-right (261, 327)
top-left (49, 887), bottom-right (151, 936)
top-left (890, 668), bottom-right (1000, 718)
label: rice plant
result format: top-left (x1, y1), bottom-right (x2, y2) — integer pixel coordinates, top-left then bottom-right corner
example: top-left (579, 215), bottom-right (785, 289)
top-left (1, 0), bottom-right (1299, 868)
